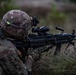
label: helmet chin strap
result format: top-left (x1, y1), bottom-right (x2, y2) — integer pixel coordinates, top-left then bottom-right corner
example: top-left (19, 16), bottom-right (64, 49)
top-left (0, 28), bottom-right (5, 39)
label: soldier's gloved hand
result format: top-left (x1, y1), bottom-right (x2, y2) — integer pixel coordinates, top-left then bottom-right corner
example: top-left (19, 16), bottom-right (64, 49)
top-left (30, 48), bottom-right (41, 61)
top-left (28, 45), bottom-right (51, 61)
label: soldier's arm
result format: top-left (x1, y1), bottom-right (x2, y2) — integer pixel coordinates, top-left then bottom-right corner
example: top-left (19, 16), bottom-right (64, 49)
top-left (0, 45), bottom-right (29, 75)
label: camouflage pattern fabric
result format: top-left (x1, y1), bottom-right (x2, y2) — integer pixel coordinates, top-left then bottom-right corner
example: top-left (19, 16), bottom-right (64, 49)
top-left (0, 66), bottom-right (5, 75)
top-left (0, 10), bottom-right (32, 39)
top-left (0, 39), bottom-right (28, 75)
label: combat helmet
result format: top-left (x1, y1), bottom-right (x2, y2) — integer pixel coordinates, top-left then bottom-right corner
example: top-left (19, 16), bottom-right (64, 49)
top-left (1, 10), bottom-right (32, 39)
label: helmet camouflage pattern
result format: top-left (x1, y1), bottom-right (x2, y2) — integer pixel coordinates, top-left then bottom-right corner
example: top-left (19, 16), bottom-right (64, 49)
top-left (1, 10), bottom-right (32, 39)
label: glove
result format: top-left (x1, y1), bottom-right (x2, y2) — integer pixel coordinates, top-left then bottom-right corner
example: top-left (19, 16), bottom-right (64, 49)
top-left (28, 45), bottom-right (52, 60)
top-left (30, 48), bottom-right (41, 60)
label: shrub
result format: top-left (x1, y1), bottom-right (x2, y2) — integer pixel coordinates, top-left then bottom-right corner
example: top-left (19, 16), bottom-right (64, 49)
top-left (40, 4), bottom-right (67, 26)
top-left (0, 0), bottom-right (16, 19)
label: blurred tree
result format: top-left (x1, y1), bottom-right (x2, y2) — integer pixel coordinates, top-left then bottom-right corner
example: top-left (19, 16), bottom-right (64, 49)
top-left (39, 4), bottom-right (68, 33)
top-left (0, 0), bottom-right (15, 20)
top-left (70, 0), bottom-right (76, 3)
top-left (46, 4), bottom-right (68, 26)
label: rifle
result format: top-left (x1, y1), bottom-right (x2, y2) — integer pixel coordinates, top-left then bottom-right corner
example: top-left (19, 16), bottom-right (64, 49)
top-left (4, 17), bottom-right (76, 56)
top-left (7, 26), bottom-right (76, 55)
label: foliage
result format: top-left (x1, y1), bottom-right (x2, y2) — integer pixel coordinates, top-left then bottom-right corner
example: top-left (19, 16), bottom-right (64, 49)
top-left (32, 44), bottom-right (76, 75)
top-left (42, 4), bottom-right (67, 25)
top-left (32, 54), bottom-right (76, 75)
top-left (0, 0), bottom-right (16, 19)
top-left (70, 0), bottom-right (76, 3)
top-left (48, 5), bottom-right (67, 25)
top-left (39, 4), bottom-right (68, 33)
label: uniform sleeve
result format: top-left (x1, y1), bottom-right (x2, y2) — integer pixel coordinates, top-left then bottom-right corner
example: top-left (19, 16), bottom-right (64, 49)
top-left (0, 45), bottom-right (28, 75)
top-left (0, 66), bottom-right (5, 75)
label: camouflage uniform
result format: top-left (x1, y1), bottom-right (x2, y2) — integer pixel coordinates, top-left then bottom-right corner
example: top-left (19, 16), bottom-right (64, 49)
top-left (0, 10), bottom-right (34, 75)
top-left (0, 10), bottom-right (51, 75)
top-left (0, 38), bottom-right (30, 75)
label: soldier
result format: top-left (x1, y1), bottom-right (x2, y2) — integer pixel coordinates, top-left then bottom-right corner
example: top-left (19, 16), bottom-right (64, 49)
top-left (0, 10), bottom-right (45, 75)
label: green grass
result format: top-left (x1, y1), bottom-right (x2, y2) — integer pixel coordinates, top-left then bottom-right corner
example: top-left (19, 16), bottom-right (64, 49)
top-left (32, 45), bottom-right (76, 75)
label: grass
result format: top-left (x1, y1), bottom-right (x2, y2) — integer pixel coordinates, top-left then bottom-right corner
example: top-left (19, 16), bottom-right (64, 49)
top-left (31, 44), bottom-right (76, 75)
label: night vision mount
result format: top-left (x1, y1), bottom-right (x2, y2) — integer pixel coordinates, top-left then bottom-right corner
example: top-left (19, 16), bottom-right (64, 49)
top-left (32, 16), bottom-right (39, 26)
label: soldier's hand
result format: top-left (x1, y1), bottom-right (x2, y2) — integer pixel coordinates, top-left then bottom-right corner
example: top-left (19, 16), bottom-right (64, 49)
top-left (28, 45), bottom-right (51, 60)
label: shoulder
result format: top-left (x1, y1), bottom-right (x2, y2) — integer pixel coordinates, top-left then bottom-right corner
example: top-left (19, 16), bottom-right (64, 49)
top-left (0, 38), bottom-right (17, 56)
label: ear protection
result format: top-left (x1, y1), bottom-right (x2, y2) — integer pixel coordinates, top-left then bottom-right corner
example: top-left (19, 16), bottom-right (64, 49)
top-left (32, 16), bottom-right (39, 26)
